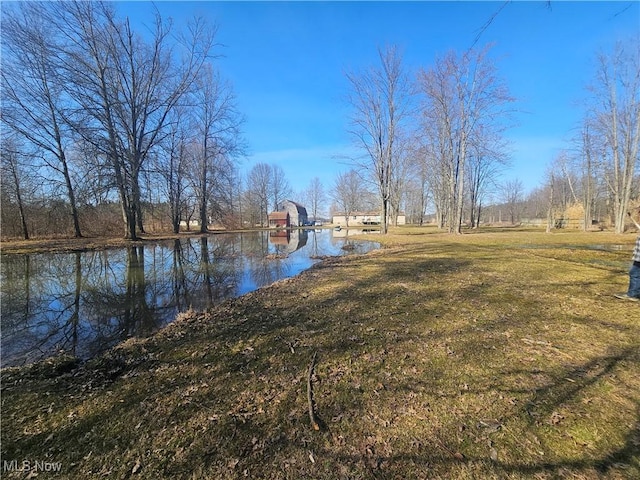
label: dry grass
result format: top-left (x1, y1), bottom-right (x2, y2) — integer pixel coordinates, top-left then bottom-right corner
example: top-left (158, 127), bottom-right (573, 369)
top-left (2, 227), bottom-right (639, 479)
top-left (0, 232), bottom-right (210, 255)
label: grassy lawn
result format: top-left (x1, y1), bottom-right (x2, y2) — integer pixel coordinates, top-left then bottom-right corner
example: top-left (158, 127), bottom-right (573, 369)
top-left (2, 227), bottom-right (639, 479)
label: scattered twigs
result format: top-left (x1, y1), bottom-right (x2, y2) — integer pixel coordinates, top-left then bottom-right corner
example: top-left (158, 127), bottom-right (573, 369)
top-left (307, 351), bottom-right (320, 431)
top-left (521, 337), bottom-right (573, 359)
top-left (432, 433), bottom-right (465, 461)
top-left (521, 337), bottom-right (552, 347)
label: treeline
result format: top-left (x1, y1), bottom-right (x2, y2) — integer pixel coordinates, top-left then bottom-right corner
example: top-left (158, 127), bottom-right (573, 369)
top-left (338, 42), bottom-right (639, 234)
top-left (0, 2), bottom-right (333, 240)
top-left (1, 1), bottom-right (245, 240)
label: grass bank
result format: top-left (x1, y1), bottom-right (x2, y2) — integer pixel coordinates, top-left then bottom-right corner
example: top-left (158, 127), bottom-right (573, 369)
top-left (2, 227), bottom-right (639, 479)
top-left (0, 231), bottom-right (232, 255)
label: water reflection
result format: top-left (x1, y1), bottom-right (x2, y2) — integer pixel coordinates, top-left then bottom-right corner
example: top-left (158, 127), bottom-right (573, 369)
top-left (1, 230), bottom-right (378, 367)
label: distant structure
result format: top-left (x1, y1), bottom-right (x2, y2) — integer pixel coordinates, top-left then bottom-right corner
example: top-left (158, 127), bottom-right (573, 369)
top-left (268, 211), bottom-right (290, 228)
top-left (332, 211), bottom-right (406, 227)
top-left (269, 200), bottom-right (308, 227)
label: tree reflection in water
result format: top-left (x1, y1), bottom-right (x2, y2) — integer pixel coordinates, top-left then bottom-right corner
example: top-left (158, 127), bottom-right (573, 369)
top-left (1, 230), bottom-right (378, 367)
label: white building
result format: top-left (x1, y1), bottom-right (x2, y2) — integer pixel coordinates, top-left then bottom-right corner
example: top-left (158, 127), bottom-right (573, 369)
top-left (332, 211), bottom-right (406, 226)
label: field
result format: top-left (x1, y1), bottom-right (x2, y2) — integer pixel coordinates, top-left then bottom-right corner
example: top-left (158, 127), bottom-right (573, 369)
top-left (2, 227), bottom-right (639, 479)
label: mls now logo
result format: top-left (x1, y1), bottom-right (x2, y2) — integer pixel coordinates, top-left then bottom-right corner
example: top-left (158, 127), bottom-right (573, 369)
top-left (3, 459), bottom-right (62, 473)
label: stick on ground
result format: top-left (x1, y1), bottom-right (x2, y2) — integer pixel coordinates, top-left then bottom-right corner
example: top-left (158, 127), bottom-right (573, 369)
top-left (307, 351), bottom-right (320, 431)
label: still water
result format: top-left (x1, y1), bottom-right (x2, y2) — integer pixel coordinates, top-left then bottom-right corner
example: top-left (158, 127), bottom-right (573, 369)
top-left (1, 229), bottom-right (379, 367)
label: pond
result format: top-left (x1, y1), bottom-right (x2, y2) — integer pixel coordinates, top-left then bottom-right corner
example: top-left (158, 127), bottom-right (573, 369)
top-left (1, 229), bottom-right (379, 367)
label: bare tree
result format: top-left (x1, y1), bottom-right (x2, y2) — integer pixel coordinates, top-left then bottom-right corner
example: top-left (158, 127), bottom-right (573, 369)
top-left (243, 162), bottom-right (292, 226)
top-left (345, 45), bottom-right (413, 234)
top-left (0, 137), bottom-right (30, 239)
top-left (304, 177), bottom-right (326, 222)
top-left (500, 179), bottom-right (525, 224)
top-left (466, 124), bottom-right (510, 228)
top-left (190, 65), bottom-right (244, 233)
top-left (271, 165), bottom-right (292, 212)
top-left (404, 142), bottom-right (431, 225)
top-left (546, 171), bottom-right (555, 233)
top-left (388, 144), bottom-right (412, 227)
top-left (541, 157), bottom-right (573, 232)
top-left (155, 111), bottom-right (190, 233)
top-left (1, 3), bottom-right (82, 237)
top-left (419, 50), bottom-right (463, 233)
top-left (418, 46), bottom-right (514, 233)
top-left (420, 133), bottom-right (450, 229)
top-left (212, 160), bottom-right (242, 228)
top-left (332, 170), bottom-right (368, 227)
top-left (565, 119), bottom-right (602, 230)
top-left (588, 41), bottom-right (640, 233)
top-left (48, 1), bottom-right (215, 239)
top-left (576, 120), bottom-right (599, 231)
top-left (246, 163), bottom-right (273, 226)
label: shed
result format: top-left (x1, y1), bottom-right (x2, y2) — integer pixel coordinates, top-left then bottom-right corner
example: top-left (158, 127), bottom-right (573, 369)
top-left (268, 211), bottom-right (290, 228)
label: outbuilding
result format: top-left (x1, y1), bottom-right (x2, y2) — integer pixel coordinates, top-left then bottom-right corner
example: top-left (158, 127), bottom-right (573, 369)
top-left (270, 200), bottom-right (308, 227)
top-left (268, 211), bottom-right (290, 228)
top-left (332, 211), bottom-right (406, 226)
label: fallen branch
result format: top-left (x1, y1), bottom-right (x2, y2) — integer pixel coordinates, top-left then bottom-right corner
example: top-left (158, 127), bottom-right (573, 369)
top-left (432, 432), bottom-right (465, 461)
top-left (307, 351), bottom-right (320, 431)
top-left (521, 337), bottom-right (552, 347)
top-left (521, 337), bottom-right (573, 359)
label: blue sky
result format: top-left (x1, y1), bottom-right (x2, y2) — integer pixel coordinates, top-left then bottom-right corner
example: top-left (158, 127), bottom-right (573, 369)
top-left (118, 1), bottom-right (639, 197)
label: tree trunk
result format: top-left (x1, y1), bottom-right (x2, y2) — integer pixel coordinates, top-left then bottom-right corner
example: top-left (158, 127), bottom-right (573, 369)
top-left (61, 157), bottom-right (82, 238)
top-left (546, 176), bottom-right (555, 234)
top-left (381, 198), bottom-right (389, 234)
top-left (454, 128), bottom-right (468, 235)
top-left (199, 159), bottom-right (209, 233)
top-left (126, 204), bottom-right (138, 241)
top-left (9, 157), bottom-right (29, 240)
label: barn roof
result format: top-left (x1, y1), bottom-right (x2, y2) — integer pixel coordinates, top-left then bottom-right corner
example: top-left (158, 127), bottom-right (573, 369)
top-left (269, 211), bottom-right (289, 220)
top-left (283, 200), bottom-right (308, 214)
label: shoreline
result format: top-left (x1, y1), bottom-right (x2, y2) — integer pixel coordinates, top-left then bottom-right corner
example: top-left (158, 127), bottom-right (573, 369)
top-left (0, 227), bottom-right (338, 255)
top-left (0, 250), bottom-right (359, 372)
top-left (1, 228), bottom-right (373, 370)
